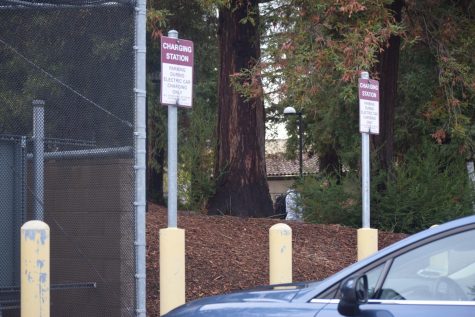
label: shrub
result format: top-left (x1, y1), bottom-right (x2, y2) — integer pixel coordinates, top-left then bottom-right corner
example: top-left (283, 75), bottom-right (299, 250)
top-left (372, 143), bottom-right (474, 233)
top-left (298, 173), bottom-right (361, 227)
top-left (299, 142), bottom-right (474, 233)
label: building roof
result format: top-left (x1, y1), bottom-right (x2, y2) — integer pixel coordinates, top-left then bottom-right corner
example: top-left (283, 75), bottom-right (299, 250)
top-left (266, 152), bottom-right (319, 177)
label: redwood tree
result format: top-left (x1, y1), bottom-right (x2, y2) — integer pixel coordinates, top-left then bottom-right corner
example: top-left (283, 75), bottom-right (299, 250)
top-left (372, 0), bottom-right (405, 172)
top-left (207, 0), bottom-right (273, 217)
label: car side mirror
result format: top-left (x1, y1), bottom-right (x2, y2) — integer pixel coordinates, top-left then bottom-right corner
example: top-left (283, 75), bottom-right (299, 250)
top-left (337, 275), bottom-right (368, 316)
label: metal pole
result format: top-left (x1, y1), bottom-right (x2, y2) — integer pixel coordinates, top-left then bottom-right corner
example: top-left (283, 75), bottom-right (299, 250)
top-left (298, 113), bottom-right (303, 178)
top-left (134, 0), bottom-right (147, 314)
top-left (167, 29), bottom-right (179, 228)
top-left (466, 161), bottom-right (475, 212)
top-left (160, 30), bottom-right (186, 314)
top-left (361, 71), bottom-right (370, 228)
top-left (32, 100), bottom-right (45, 221)
top-left (362, 133), bottom-right (370, 228)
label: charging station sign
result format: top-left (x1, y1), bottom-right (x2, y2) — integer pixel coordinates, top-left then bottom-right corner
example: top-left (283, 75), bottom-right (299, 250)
top-left (358, 78), bottom-right (379, 134)
top-left (161, 36), bottom-right (194, 108)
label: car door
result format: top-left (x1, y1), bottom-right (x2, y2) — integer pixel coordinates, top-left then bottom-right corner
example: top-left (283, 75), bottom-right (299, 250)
top-left (315, 227), bottom-right (475, 317)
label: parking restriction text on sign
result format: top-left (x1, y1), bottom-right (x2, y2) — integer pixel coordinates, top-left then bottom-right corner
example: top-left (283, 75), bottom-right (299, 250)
top-left (161, 36), bottom-right (194, 108)
top-left (358, 78), bottom-right (379, 134)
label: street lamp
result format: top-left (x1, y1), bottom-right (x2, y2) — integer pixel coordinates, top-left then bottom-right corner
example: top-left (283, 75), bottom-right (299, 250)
top-left (283, 106), bottom-right (303, 178)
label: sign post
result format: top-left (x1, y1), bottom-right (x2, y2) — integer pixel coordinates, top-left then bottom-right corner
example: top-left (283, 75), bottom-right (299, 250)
top-left (159, 30), bottom-right (193, 314)
top-left (357, 71), bottom-right (379, 260)
top-left (160, 31), bottom-right (194, 228)
top-left (358, 72), bottom-right (379, 227)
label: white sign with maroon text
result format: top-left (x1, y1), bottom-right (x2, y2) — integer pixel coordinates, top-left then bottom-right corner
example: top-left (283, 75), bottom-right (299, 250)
top-left (358, 78), bottom-right (379, 134)
top-left (161, 36), bottom-right (194, 108)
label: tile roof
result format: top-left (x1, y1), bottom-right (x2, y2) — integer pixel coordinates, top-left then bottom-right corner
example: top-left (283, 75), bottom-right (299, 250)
top-left (266, 152), bottom-right (319, 177)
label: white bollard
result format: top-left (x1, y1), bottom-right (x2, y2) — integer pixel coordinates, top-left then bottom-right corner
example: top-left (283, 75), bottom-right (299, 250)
top-left (269, 223), bottom-right (292, 284)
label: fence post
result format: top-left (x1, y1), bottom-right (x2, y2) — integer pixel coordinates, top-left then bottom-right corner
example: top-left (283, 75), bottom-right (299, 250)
top-left (269, 223), bottom-right (292, 284)
top-left (21, 220), bottom-right (50, 317)
top-left (32, 99), bottom-right (45, 221)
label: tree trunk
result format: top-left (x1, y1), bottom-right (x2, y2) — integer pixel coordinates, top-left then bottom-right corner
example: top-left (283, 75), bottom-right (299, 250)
top-left (319, 147), bottom-right (341, 175)
top-left (372, 0), bottom-right (404, 171)
top-left (207, 0), bottom-right (273, 217)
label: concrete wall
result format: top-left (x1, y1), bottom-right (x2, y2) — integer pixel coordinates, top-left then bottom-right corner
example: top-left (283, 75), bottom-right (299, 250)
top-left (268, 178), bottom-right (295, 202)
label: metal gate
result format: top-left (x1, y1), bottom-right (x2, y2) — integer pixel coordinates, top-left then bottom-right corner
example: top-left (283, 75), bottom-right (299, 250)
top-left (0, 136), bottom-right (26, 291)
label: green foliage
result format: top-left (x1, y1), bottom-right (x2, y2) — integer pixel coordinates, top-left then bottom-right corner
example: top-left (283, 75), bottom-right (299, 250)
top-left (372, 142), bottom-right (474, 233)
top-left (403, 1), bottom-right (475, 157)
top-left (260, 1), bottom-right (475, 231)
top-left (178, 96), bottom-right (217, 211)
top-left (143, 0), bottom-right (475, 223)
top-left (259, 0), bottom-right (403, 172)
top-left (146, 77), bottom-right (167, 205)
top-left (300, 141), bottom-right (474, 233)
top-left (147, 0), bottom-right (219, 208)
top-left (394, 44), bottom-right (439, 155)
top-left (298, 173), bottom-right (361, 227)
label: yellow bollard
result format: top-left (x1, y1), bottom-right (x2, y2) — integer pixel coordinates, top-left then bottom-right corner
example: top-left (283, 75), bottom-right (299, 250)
top-left (160, 228), bottom-right (185, 316)
top-left (357, 228), bottom-right (378, 261)
top-left (21, 220), bottom-right (50, 317)
top-left (269, 223), bottom-right (292, 285)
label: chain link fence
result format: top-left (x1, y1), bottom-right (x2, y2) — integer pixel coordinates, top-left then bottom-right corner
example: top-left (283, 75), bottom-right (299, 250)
top-left (0, 1), bottom-right (140, 315)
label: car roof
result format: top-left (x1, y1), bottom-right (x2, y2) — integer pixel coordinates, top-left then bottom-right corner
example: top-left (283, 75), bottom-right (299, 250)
top-left (295, 214), bottom-right (475, 302)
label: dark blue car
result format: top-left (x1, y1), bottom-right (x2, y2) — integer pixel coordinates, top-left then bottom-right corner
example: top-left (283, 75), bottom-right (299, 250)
top-left (165, 215), bottom-right (475, 316)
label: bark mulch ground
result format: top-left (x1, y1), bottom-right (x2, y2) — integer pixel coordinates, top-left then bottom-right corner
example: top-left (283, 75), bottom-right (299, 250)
top-left (146, 203), bottom-right (407, 316)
